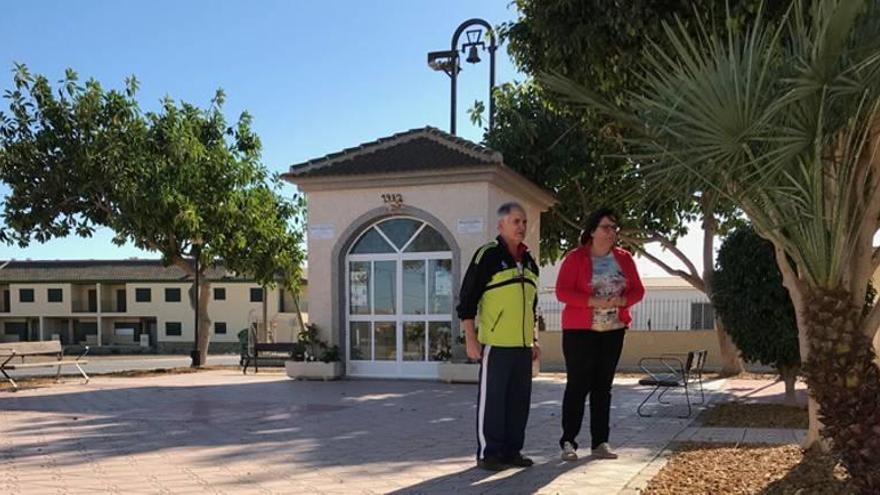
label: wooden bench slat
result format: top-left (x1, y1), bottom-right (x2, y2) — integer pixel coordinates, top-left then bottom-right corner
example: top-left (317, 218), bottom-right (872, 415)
top-left (0, 341), bottom-right (63, 355)
top-left (4, 360), bottom-right (88, 369)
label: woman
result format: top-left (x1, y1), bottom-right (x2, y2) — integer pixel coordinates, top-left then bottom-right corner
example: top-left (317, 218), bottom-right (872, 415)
top-left (555, 207), bottom-right (644, 461)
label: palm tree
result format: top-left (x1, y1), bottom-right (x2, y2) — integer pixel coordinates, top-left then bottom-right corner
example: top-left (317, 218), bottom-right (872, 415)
top-left (543, 0), bottom-right (880, 491)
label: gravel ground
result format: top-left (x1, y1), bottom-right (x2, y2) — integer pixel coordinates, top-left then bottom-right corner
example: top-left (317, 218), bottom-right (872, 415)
top-left (642, 443), bottom-right (854, 495)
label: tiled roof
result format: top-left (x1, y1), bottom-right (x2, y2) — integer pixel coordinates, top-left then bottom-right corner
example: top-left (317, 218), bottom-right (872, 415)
top-left (284, 126), bottom-right (503, 178)
top-left (0, 260), bottom-right (244, 283)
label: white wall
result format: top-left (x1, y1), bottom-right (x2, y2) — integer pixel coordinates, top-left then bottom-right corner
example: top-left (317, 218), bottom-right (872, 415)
top-left (304, 182), bottom-right (491, 345)
top-left (303, 179), bottom-right (550, 347)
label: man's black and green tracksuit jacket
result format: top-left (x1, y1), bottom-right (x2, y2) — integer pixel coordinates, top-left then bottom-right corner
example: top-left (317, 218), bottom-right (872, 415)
top-left (456, 236), bottom-right (539, 348)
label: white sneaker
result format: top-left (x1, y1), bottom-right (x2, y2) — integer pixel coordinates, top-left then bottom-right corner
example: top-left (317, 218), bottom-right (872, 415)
top-left (591, 442), bottom-right (618, 460)
top-left (560, 441), bottom-right (577, 461)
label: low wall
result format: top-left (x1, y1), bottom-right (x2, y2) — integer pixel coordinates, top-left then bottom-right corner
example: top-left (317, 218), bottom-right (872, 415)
top-left (537, 329), bottom-right (723, 372)
top-left (156, 342), bottom-right (239, 354)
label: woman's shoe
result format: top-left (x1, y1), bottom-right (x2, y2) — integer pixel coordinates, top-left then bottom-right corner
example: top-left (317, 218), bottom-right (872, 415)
top-left (591, 442), bottom-right (618, 460)
top-left (560, 441), bottom-right (578, 461)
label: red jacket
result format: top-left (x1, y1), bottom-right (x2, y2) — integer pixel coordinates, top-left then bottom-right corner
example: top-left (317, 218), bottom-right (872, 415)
top-left (555, 245), bottom-right (645, 331)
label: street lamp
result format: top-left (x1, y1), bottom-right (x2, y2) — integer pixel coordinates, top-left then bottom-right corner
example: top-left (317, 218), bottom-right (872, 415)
top-left (427, 18), bottom-right (498, 135)
top-left (190, 238), bottom-right (203, 367)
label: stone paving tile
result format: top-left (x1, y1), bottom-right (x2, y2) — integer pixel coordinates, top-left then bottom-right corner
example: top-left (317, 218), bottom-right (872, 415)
top-left (679, 426), bottom-right (746, 443)
top-left (676, 425), bottom-right (806, 445)
top-left (0, 371), bottom-right (735, 494)
top-left (742, 427), bottom-right (803, 444)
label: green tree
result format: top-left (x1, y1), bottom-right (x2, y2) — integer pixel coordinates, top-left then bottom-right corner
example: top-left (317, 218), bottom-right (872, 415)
top-left (713, 226), bottom-right (800, 405)
top-left (543, 0), bottom-right (880, 488)
top-left (0, 65), bottom-right (305, 365)
top-left (476, 1), bottom-right (790, 374)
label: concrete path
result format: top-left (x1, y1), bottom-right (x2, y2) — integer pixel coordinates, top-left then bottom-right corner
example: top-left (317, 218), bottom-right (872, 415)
top-left (0, 371), bottom-right (726, 494)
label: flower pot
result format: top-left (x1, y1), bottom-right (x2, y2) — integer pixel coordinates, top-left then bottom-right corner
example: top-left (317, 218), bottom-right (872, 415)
top-left (285, 360), bottom-right (342, 381)
top-left (437, 361), bottom-right (479, 383)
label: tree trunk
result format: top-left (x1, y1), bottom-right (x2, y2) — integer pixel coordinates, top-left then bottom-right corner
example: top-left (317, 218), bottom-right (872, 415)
top-left (714, 317), bottom-right (744, 376)
top-left (197, 279), bottom-right (212, 366)
top-left (778, 365), bottom-right (799, 407)
top-left (875, 330), bottom-right (880, 369)
top-left (700, 196), bottom-right (744, 376)
top-left (292, 294), bottom-right (306, 336)
top-left (262, 285), bottom-right (269, 343)
top-left (771, 242), bottom-right (824, 447)
top-left (800, 286), bottom-right (880, 493)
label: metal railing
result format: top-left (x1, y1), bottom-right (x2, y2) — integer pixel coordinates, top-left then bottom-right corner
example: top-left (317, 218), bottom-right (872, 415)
top-left (538, 294), bottom-right (715, 331)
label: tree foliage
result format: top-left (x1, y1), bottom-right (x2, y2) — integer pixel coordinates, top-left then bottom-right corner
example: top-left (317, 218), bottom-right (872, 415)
top-left (481, 1), bottom-right (783, 268)
top-left (502, 0), bottom-right (790, 102)
top-left (713, 226), bottom-right (800, 371)
top-left (479, 1), bottom-right (789, 374)
top-left (484, 81), bottom-right (694, 263)
top-left (0, 64), bottom-right (305, 362)
top-left (542, 0), bottom-right (880, 487)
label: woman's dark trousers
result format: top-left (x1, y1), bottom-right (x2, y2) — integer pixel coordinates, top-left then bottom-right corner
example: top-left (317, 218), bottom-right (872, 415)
top-left (559, 329), bottom-right (625, 450)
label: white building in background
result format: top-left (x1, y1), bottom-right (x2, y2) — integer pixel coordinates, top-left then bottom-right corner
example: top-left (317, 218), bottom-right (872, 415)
top-left (0, 260), bottom-right (305, 353)
top-left (538, 263), bottom-right (712, 331)
top-left (283, 127), bottom-right (557, 380)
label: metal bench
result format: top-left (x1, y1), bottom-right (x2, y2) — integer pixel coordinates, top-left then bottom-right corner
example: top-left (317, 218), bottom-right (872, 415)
top-left (637, 349), bottom-right (707, 418)
top-left (240, 325), bottom-right (299, 375)
top-left (0, 341), bottom-right (90, 391)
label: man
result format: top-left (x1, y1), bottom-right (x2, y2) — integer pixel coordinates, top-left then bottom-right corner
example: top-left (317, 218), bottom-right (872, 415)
top-left (456, 202), bottom-right (541, 471)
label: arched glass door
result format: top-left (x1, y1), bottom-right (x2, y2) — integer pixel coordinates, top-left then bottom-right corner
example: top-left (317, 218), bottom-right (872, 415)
top-left (345, 217), bottom-right (453, 378)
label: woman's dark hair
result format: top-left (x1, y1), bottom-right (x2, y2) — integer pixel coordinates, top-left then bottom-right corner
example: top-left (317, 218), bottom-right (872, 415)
top-left (579, 207), bottom-right (619, 245)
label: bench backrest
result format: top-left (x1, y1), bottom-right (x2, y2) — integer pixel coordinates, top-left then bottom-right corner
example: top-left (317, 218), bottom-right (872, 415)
top-left (684, 349), bottom-right (708, 375)
top-left (0, 340), bottom-right (63, 356)
top-left (255, 343), bottom-right (297, 352)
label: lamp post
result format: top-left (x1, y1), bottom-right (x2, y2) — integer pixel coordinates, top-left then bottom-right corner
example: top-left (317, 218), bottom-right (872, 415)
top-left (190, 239), bottom-right (203, 367)
top-left (427, 18), bottom-right (497, 135)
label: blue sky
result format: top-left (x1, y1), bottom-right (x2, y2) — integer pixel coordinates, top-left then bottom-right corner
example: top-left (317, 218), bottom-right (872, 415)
top-left (0, 0), bottom-right (521, 260)
top-left (0, 1), bottom-right (708, 277)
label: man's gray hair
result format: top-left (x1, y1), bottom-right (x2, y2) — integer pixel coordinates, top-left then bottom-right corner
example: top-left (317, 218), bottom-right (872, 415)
top-left (497, 202), bottom-right (526, 221)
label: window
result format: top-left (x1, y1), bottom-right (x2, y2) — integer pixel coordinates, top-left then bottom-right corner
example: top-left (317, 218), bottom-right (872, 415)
top-left (88, 290), bottom-right (97, 312)
top-left (165, 288), bottom-right (181, 302)
top-left (116, 289), bottom-right (126, 312)
top-left (690, 302), bottom-right (715, 330)
top-left (19, 289), bottom-right (34, 303)
top-left (250, 287), bottom-right (263, 303)
top-left (214, 322), bottom-right (227, 335)
top-left (48, 288), bottom-right (63, 303)
top-left (165, 322), bottom-right (182, 336)
top-left (213, 287), bottom-right (226, 301)
top-left (135, 288), bottom-right (151, 302)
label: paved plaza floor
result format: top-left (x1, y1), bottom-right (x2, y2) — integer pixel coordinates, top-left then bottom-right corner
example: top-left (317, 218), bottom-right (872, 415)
top-left (0, 370), bottom-right (726, 494)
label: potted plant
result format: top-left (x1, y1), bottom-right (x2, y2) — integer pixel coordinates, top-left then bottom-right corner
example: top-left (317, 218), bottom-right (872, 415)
top-left (284, 323), bottom-right (342, 380)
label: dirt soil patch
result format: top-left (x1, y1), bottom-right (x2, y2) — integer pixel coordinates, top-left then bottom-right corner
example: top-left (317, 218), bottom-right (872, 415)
top-left (643, 443), bottom-right (854, 495)
top-left (698, 402), bottom-right (808, 429)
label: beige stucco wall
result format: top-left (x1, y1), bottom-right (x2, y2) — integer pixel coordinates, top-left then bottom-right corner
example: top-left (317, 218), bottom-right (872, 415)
top-left (205, 284), bottom-right (300, 343)
top-left (537, 330), bottom-right (724, 371)
top-left (121, 282), bottom-right (198, 343)
top-left (7, 283), bottom-right (72, 317)
top-left (303, 180), bottom-right (547, 346)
